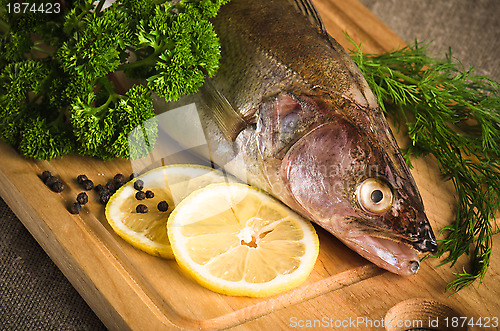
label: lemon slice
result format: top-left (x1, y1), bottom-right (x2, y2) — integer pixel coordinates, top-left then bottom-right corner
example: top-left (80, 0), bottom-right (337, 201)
top-left (167, 183), bottom-right (319, 297)
top-left (105, 164), bottom-right (233, 258)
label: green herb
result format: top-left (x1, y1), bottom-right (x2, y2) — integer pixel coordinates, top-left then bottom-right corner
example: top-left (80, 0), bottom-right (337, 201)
top-left (348, 36), bottom-right (500, 292)
top-left (0, 0), bottom-right (230, 160)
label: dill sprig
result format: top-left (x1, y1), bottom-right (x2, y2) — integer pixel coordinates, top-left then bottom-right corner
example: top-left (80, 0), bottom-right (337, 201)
top-left (348, 37), bottom-right (500, 292)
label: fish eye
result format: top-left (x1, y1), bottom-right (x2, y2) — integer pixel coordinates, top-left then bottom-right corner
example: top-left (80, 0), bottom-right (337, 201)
top-left (357, 178), bottom-right (393, 214)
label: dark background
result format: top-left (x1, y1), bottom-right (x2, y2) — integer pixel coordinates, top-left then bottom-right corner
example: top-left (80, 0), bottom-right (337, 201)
top-left (360, 0), bottom-right (500, 81)
top-left (1, 0), bottom-right (499, 329)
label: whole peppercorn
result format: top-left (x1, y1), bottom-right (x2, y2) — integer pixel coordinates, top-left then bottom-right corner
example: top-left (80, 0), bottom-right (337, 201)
top-left (135, 191), bottom-right (146, 200)
top-left (157, 201), bottom-right (169, 212)
top-left (41, 170), bottom-right (51, 183)
top-left (145, 190), bottom-right (154, 199)
top-left (69, 202), bottom-right (82, 214)
top-left (98, 187), bottom-right (110, 197)
top-left (113, 173), bottom-right (126, 186)
top-left (51, 181), bottom-right (65, 193)
top-left (133, 179), bottom-right (144, 191)
top-left (81, 179), bottom-right (94, 190)
top-left (105, 181), bottom-right (116, 193)
top-left (99, 193), bottom-right (110, 204)
top-left (45, 175), bottom-right (59, 187)
top-left (94, 184), bottom-right (104, 193)
top-left (136, 204), bottom-right (148, 213)
top-left (77, 174), bottom-right (88, 185)
top-left (76, 192), bottom-right (89, 205)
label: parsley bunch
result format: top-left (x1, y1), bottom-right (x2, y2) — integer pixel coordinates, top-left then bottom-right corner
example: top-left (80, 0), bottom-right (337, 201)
top-left (0, 0), bottom-right (229, 159)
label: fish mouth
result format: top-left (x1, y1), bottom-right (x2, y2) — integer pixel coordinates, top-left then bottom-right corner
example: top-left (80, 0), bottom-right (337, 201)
top-left (338, 213), bottom-right (438, 276)
top-left (342, 234), bottom-right (422, 276)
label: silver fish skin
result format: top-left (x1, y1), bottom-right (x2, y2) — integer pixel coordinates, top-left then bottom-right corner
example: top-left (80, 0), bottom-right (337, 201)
top-left (160, 0), bottom-right (438, 276)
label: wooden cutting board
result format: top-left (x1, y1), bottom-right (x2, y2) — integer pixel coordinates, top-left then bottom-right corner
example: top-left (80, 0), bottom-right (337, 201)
top-left (1, 0), bottom-right (499, 330)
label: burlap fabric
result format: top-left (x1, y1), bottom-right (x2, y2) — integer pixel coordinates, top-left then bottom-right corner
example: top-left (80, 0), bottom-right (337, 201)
top-left (0, 197), bottom-right (107, 330)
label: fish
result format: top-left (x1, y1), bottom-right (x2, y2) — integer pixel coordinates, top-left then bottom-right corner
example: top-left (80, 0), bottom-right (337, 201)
top-left (155, 0), bottom-right (438, 276)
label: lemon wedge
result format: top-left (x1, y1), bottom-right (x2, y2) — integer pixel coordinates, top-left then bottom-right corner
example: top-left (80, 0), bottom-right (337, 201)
top-left (105, 164), bottom-right (233, 258)
top-left (167, 183), bottom-right (319, 297)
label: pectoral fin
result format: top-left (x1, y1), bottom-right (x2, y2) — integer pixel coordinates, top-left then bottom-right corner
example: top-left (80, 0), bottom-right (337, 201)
top-left (200, 78), bottom-right (247, 142)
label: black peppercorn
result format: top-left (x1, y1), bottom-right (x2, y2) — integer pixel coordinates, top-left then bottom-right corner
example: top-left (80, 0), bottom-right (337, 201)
top-left (133, 179), bottom-right (144, 191)
top-left (94, 184), bottom-right (104, 193)
top-left (76, 192), bottom-right (88, 205)
top-left (51, 181), bottom-right (65, 193)
top-left (113, 173), bottom-right (126, 185)
top-left (135, 191), bottom-right (146, 200)
top-left (99, 193), bottom-right (110, 204)
top-left (105, 181), bottom-right (116, 193)
top-left (69, 202), bottom-right (82, 214)
top-left (136, 204), bottom-right (148, 213)
top-left (99, 187), bottom-right (110, 197)
top-left (45, 175), bottom-right (59, 187)
top-left (81, 179), bottom-right (94, 190)
top-left (41, 170), bottom-right (51, 183)
top-left (157, 201), bottom-right (169, 212)
top-left (145, 190), bottom-right (154, 199)
top-left (77, 174), bottom-right (88, 185)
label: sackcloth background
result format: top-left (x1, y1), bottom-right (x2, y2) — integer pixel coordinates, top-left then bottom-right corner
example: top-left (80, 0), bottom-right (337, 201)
top-left (1, 0), bottom-right (499, 329)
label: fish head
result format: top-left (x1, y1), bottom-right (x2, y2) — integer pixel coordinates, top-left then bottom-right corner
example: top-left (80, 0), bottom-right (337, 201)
top-left (271, 92), bottom-right (438, 276)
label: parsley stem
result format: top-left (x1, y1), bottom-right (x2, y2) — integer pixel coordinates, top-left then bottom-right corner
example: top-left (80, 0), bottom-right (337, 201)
top-left (118, 53), bottom-right (158, 70)
top-left (0, 18), bottom-right (9, 34)
top-left (94, 0), bottom-right (107, 13)
top-left (31, 45), bottom-right (54, 56)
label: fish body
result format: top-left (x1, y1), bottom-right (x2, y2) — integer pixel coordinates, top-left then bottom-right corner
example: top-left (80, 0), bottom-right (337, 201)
top-left (161, 0), bottom-right (438, 276)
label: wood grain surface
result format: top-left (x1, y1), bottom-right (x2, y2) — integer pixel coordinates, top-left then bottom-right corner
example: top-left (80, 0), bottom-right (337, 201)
top-left (0, 0), bottom-right (498, 330)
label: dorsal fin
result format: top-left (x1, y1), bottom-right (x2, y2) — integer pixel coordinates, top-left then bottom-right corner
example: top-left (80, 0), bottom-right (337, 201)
top-left (290, 0), bottom-right (327, 34)
top-left (200, 78), bottom-right (248, 142)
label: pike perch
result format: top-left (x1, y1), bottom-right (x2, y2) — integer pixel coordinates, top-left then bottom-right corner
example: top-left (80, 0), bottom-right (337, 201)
top-left (158, 0), bottom-right (438, 276)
